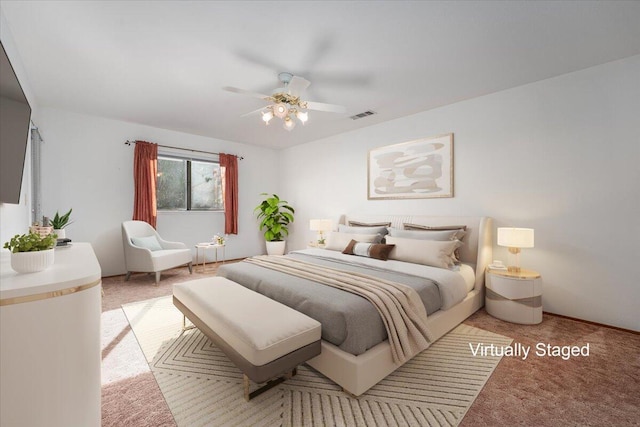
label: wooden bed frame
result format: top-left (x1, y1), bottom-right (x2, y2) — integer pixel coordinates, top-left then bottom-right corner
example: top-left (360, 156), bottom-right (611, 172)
top-left (305, 215), bottom-right (493, 396)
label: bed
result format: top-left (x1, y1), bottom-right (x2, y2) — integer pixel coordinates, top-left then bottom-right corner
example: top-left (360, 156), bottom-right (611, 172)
top-left (217, 214), bottom-right (493, 396)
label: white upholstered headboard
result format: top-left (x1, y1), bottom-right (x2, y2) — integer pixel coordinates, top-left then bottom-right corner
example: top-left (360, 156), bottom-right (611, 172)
top-left (340, 214), bottom-right (493, 290)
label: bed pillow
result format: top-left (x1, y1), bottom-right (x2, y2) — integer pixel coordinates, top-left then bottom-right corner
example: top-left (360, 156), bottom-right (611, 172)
top-left (388, 227), bottom-right (466, 262)
top-left (342, 239), bottom-right (395, 261)
top-left (403, 223), bottom-right (467, 231)
top-left (385, 236), bottom-right (462, 268)
top-left (324, 232), bottom-right (383, 251)
top-left (338, 224), bottom-right (389, 236)
top-left (131, 235), bottom-right (163, 251)
top-left (387, 227), bottom-right (466, 241)
top-left (348, 220), bottom-right (392, 227)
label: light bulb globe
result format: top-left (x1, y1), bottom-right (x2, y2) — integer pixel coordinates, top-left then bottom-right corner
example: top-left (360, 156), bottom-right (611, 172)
top-left (283, 116), bottom-right (296, 131)
top-left (296, 110), bottom-right (308, 123)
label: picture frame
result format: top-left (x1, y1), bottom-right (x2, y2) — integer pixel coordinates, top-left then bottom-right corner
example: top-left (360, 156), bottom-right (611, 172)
top-left (368, 133), bottom-right (453, 199)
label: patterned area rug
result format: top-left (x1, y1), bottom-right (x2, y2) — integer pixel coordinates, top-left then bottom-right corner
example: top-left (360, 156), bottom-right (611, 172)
top-left (123, 296), bottom-right (512, 427)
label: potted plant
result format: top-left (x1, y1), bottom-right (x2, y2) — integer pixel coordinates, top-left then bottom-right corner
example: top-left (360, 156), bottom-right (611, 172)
top-left (254, 193), bottom-right (295, 255)
top-left (50, 208), bottom-right (73, 238)
top-left (3, 231), bottom-right (57, 273)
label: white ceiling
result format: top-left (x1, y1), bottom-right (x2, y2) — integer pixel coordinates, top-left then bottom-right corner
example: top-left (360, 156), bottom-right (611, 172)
top-left (2, 1), bottom-right (640, 149)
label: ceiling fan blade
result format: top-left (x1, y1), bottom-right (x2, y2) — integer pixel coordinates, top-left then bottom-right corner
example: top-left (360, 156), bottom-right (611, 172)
top-left (240, 107), bottom-right (266, 117)
top-left (287, 76), bottom-right (311, 97)
top-left (223, 86), bottom-right (271, 101)
top-left (305, 101), bottom-right (346, 113)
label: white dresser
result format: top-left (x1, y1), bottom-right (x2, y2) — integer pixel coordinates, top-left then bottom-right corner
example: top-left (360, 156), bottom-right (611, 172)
top-left (1, 243), bottom-right (102, 427)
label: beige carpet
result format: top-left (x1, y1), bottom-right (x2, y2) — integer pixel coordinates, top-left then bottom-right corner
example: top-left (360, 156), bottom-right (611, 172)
top-left (123, 296), bottom-right (512, 427)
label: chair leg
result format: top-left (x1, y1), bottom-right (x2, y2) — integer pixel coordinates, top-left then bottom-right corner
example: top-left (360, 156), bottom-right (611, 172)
top-left (125, 271), bottom-right (131, 281)
top-left (188, 262), bottom-right (193, 274)
top-left (155, 271), bottom-right (161, 285)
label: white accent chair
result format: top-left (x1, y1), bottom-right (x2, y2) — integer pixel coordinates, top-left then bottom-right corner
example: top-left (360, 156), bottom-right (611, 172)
top-left (122, 220), bottom-right (193, 284)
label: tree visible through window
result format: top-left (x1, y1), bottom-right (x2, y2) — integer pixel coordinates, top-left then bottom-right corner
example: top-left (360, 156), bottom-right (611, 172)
top-left (157, 156), bottom-right (224, 211)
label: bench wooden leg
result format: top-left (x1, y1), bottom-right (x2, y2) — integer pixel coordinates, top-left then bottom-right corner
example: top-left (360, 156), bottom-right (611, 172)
top-left (243, 368), bottom-right (297, 402)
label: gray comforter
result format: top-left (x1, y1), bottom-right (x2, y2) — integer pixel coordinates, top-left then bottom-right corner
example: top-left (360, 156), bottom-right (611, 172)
top-left (217, 251), bottom-right (442, 356)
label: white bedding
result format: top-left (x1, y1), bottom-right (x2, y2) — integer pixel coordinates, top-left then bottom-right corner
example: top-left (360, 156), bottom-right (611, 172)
top-left (291, 248), bottom-right (474, 310)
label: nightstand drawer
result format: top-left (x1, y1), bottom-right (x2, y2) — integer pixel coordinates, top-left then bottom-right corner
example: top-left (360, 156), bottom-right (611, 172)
top-left (487, 274), bottom-right (542, 299)
top-left (485, 269), bottom-right (543, 325)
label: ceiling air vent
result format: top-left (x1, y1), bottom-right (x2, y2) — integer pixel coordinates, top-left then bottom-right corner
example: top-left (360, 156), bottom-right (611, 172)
top-left (350, 110), bottom-right (376, 120)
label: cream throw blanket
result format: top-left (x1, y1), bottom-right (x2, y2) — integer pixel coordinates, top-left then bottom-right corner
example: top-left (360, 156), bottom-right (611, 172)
top-left (244, 255), bottom-right (433, 364)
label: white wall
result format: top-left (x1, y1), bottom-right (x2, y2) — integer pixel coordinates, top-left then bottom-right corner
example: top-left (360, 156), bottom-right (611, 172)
top-left (280, 55), bottom-right (640, 331)
top-left (0, 9), bottom-right (38, 247)
top-left (37, 107), bottom-right (278, 276)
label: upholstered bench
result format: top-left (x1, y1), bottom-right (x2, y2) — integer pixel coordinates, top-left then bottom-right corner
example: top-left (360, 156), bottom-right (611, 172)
top-left (173, 276), bottom-right (322, 401)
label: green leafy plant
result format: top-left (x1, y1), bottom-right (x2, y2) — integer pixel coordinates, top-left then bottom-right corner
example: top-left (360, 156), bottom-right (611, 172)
top-left (254, 193), bottom-right (295, 242)
top-left (50, 208), bottom-right (73, 229)
top-left (3, 232), bottom-right (57, 253)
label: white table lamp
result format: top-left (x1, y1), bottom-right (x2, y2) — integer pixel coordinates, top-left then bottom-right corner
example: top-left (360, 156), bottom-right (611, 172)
top-left (310, 219), bottom-right (332, 246)
top-left (497, 227), bottom-right (534, 273)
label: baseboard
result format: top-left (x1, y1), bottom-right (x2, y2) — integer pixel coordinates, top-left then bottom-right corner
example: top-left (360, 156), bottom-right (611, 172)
top-left (101, 258), bottom-right (244, 279)
top-left (543, 311), bottom-right (639, 335)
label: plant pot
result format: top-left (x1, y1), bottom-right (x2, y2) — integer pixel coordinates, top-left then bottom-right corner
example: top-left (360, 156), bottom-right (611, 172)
top-left (10, 249), bottom-right (55, 273)
top-left (54, 229), bottom-right (66, 239)
top-left (265, 241), bottom-right (286, 256)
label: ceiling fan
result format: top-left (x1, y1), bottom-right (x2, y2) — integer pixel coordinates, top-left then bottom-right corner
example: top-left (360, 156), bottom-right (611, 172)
top-left (223, 72), bottom-right (346, 131)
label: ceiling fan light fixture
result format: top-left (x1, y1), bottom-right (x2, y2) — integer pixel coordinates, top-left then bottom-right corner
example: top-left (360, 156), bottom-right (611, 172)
top-left (224, 72), bottom-right (345, 132)
top-left (283, 116), bottom-right (296, 131)
top-left (273, 103), bottom-right (289, 119)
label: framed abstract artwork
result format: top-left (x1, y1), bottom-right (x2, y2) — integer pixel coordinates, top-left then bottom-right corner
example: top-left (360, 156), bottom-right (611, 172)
top-left (368, 133), bottom-right (453, 199)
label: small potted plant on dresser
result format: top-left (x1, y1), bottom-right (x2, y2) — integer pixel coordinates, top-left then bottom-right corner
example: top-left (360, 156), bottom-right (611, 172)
top-left (254, 193), bottom-right (295, 256)
top-left (50, 208), bottom-right (73, 239)
top-left (3, 231), bottom-right (58, 273)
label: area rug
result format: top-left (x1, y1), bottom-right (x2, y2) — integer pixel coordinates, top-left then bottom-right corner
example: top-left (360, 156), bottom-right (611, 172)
top-left (123, 296), bottom-right (512, 427)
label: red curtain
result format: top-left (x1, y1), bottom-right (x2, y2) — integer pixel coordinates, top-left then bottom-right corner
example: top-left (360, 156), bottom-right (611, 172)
top-left (219, 153), bottom-right (238, 234)
top-left (132, 140), bottom-right (158, 228)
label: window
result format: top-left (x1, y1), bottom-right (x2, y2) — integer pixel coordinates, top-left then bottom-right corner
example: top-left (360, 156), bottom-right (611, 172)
top-left (157, 155), bottom-right (224, 211)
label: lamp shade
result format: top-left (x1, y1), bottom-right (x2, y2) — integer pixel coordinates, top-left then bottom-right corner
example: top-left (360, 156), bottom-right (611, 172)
top-left (497, 228), bottom-right (534, 248)
top-left (310, 219), bottom-right (332, 232)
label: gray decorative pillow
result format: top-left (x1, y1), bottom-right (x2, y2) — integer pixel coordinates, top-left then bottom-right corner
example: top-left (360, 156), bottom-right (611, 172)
top-left (342, 239), bottom-right (395, 261)
top-left (131, 235), bottom-right (162, 251)
top-left (338, 224), bottom-right (389, 236)
top-left (348, 221), bottom-right (392, 227)
top-left (403, 223), bottom-right (468, 231)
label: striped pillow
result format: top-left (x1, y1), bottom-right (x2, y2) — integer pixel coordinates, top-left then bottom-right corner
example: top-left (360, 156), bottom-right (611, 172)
top-left (342, 240), bottom-right (395, 261)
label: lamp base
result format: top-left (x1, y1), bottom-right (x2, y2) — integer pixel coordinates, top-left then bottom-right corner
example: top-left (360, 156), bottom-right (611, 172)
top-left (507, 247), bottom-right (522, 273)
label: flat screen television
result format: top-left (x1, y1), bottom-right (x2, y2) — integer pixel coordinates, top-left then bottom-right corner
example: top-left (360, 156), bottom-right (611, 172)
top-left (0, 41), bottom-right (32, 204)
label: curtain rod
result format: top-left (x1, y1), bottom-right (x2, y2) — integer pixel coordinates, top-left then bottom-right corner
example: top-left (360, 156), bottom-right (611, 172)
top-left (124, 140), bottom-right (243, 160)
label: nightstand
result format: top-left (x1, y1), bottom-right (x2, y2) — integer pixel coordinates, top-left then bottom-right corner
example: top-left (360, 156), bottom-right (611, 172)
top-left (485, 268), bottom-right (542, 324)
